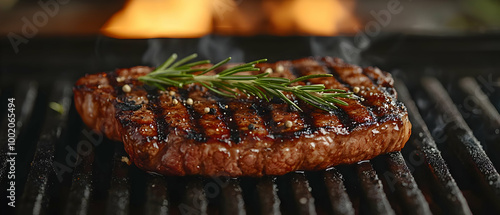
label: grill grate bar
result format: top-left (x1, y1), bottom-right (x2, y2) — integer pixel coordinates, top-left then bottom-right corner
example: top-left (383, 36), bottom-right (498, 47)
top-left (5, 69), bottom-right (498, 215)
top-left (357, 161), bottom-right (396, 215)
top-left (289, 172), bottom-right (317, 215)
top-left (395, 79), bottom-right (472, 215)
top-left (13, 82), bottom-right (38, 132)
top-left (64, 129), bottom-right (95, 215)
top-left (322, 167), bottom-right (355, 215)
top-left (180, 178), bottom-right (208, 215)
top-left (221, 179), bottom-right (246, 215)
top-left (256, 176), bottom-right (281, 215)
top-left (458, 77), bottom-right (500, 129)
top-left (1, 82), bottom-right (37, 135)
top-left (384, 151), bottom-right (432, 215)
top-left (144, 175), bottom-right (169, 215)
top-left (18, 81), bottom-right (73, 215)
top-left (105, 142), bottom-right (131, 215)
top-left (423, 77), bottom-right (500, 211)
top-left (459, 76), bottom-right (500, 170)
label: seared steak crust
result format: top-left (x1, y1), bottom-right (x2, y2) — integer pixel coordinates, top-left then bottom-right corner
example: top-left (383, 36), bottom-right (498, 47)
top-left (73, 57), bottom-right (411, 177)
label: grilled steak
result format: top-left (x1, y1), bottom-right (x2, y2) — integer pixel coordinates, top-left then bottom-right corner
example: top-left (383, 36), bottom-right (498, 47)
top-left (73, 57), bottom-right (411, 177)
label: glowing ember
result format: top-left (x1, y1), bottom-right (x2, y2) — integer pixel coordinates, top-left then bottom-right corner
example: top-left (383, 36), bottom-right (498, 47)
top-left (101, 0), bottom-right (359, 38)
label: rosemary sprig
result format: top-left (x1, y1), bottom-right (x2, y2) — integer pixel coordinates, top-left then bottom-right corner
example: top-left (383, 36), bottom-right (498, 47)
top-left (138, 53), bottom-right (352, 111)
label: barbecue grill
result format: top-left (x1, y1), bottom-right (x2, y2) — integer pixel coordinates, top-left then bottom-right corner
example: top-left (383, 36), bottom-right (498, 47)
top-left (1, 34), bottom-right (499, 215)
top-left (2, 0), bottom-right (500, 214)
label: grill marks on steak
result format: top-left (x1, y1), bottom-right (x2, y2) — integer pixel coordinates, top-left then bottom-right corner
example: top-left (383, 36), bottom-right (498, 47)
top-left (253, 63), bottom-right (309, 136)
top-left (322, 57), bottom-right (399, 120)
top-left (293, 58), bottom-right (373, 130)
top-left (73, 58), bottom-right (411, 176)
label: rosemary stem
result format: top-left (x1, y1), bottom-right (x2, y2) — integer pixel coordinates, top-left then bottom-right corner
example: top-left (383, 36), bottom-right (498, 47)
top-left (192, 75), bottom-right (220, 82)
top-left (139, 53), bottom-right (351, 112)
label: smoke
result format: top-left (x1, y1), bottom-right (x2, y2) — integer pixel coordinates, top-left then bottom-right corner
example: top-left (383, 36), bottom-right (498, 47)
top-left (309, 36), bottom-right (362, 64)
top-left (142, 35), bottom-right (363, 66)
top-left (197, 35), bottom-right (245, 62)
top-left (142, 35), bottom-right (245, 67)
top-left (142, 38), bottom-right (200, 67)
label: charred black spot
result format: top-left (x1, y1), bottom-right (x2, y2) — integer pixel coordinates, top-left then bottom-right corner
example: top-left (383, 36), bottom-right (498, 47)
top-left (178, 89), bottom-right (208, 143)
top-left (248, 124), bottom-right (255, 130)
top-left (145, 88), bottom-right (169, 142)
top-left (209, 108), bottom-right (217, 115)
top-left (115, 100), bottom-right (142, 111)
top-left (396, 101), bottom-right (406, 110)
top-left (119, 118), bottom-right (131, 127)
top-left (272, 127), bottom-right (313, 140)
top-left (186, 132), bottom-right (207, 142)
top-left (385, 87), bottom-right (396, 97)
top-left (104, 70), bottom-right (120, 97)
top-left (147, 93), bottom-right (159, 100)
top-left (218, 101), bottom-right (241, 144)
top-left (331, 107), bottom-right (353, 131)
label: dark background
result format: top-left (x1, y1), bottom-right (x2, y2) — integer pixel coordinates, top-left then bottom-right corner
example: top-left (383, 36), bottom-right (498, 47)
top-left (1, 0), bottom-right (500, 84)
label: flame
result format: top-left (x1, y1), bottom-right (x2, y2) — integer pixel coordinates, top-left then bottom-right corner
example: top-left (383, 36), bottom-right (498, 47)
top-left (263, 0), bottom-right (354, 36)
top-left (102, 0), bottom-right (359, 38)
top-left (101, 0), bottom-right (212, 38)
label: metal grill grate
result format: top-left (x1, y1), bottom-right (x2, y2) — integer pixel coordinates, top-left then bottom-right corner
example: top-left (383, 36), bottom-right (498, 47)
top-left (1, 70), bottom-right (500, 215)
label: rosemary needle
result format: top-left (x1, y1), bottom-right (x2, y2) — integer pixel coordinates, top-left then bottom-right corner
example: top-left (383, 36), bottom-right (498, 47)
top-left (138, 53), bottom-right (352, 111)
